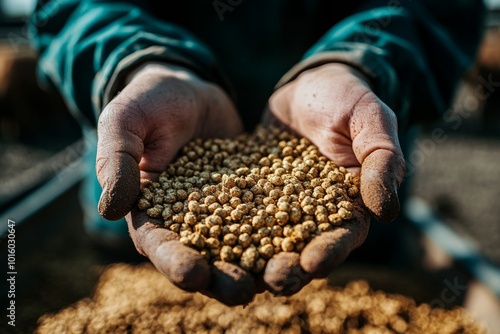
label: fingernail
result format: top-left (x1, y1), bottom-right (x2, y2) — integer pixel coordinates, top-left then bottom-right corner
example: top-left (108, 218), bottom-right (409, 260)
top-left (383, 176), bottom-right (400, 222)
top-left (98, 185), bottom-right (110, 217)
top-left (392, 175), bottom-right (401, 194)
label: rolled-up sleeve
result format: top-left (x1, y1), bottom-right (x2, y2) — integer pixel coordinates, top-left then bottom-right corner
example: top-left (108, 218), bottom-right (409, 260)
top-left (29, 0), bottom-right (230, 126)
top-left (276, 0), bottom-right (486, 126)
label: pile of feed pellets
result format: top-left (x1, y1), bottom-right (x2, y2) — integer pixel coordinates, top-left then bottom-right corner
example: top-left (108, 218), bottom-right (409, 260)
top-left (35, 263), bottom-right (483, 334)
top-left (35, 127), bottom-right (483, 333)
top-left (137, 126), bottom-right (361, 272)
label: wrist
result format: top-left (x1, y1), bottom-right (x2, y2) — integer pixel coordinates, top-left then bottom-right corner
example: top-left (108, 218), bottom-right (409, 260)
top-left (123, 61), bottom-right (212, 109)
top-left (301, 63), bottom-right (373, 89)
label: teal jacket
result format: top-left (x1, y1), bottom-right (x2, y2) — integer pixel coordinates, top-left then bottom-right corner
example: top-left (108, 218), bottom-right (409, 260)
top-left (30, 0), bottom-right (485, 130)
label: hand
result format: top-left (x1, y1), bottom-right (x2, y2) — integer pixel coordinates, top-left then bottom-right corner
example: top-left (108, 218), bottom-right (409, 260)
top-left (96, 63), bottom-right (255, 305)
top-left (97, 62), bottom-right (243, 219)
top-left (263, 63), bottom-right (406, 295)
top-left (127, 209), bottom-right (256, 306)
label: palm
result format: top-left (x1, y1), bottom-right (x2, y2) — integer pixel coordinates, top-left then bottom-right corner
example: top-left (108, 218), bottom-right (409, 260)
top-left (268, 63), bottom-right (404, 220)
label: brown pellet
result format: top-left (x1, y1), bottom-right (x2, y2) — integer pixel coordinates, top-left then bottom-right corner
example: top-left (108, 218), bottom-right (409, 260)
top-left (138, 126), bottom-right (360, 273)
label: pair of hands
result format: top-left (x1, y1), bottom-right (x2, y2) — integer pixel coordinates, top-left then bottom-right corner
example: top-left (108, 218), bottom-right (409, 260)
top-left (96, 62), bottom-right (405, 305)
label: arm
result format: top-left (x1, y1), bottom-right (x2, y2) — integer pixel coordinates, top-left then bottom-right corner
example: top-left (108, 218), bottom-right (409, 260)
top-left (276, 0), bottom-right (486, 125)
top-left (264, 0), bottom-right (485, 295)
top-left (271, 0), bottom-right (485, 227)
top-left (30, 1), bottom-right (253, 305)
top-left (29, 0), bottom-right (232, 127)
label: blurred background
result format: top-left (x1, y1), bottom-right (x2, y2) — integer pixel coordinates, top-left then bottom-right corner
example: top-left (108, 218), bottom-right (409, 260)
top-left (1, 0), bottom-right (500, 333)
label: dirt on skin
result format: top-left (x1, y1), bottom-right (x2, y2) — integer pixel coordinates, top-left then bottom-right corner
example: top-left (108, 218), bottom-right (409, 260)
top-left (35, 263), bottom-right (484, 334)
top-left (98, 154), bottom-right (140, 221)
top-left (360, 150), bottom-right (405, 223)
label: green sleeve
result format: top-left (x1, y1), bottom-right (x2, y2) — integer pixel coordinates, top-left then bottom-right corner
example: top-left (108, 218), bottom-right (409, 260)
top-left (29, 0), bottom-right (230, 127)
top-left (277, 0), bottom-right (486, 127)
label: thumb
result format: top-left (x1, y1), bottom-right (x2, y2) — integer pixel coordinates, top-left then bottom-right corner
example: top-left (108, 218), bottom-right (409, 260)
top-left (351, 94), bottom-right (406, 222)
top-left (96, 102), bottom-right (145, 220)
top-left (360, 150), bottom-right (405, 222)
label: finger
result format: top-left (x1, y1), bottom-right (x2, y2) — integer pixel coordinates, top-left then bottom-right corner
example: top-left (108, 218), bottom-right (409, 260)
top-left (201, 261), bottom-right (256, 306)
top-left (350, 95), bottom-right (406, 222)
top-left (263, 252), bottom-right (311, 296)
top-left (96, 102), bottom-right (146, 220)
top-left (300, 200), bottom-right (369, 278)
top-left (127, 209), bottom-right (210, 292)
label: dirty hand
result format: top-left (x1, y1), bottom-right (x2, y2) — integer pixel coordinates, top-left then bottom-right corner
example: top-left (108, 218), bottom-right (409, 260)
top-left (96, 62), bottom-right (256, 305)
top-left (263, 63), bottom-right (406, 295)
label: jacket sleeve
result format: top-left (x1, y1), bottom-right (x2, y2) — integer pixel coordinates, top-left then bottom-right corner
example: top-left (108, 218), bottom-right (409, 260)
top-left (29, 0), bottom-right (230, 127)
top-left (276, 0), bottom-right (486, 126)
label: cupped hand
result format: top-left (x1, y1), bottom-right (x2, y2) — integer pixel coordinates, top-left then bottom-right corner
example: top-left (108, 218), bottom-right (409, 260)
top-left (96, 62), bottom-right (255, 305)
top-left (263, 63), bottom-right (406, 295)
